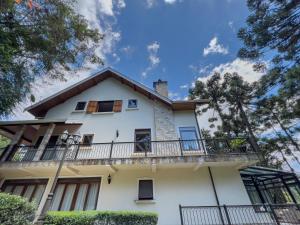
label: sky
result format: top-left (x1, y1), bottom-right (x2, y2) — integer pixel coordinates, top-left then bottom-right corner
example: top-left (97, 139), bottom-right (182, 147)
top-left (13, 0), bottom-right (266, 120)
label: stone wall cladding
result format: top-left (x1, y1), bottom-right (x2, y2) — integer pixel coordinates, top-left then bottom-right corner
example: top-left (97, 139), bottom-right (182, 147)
top-left (154, 101), bottom-right (178, 141)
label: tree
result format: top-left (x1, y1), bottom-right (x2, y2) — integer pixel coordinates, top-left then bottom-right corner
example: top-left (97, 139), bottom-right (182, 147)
top-left (0, 0), bottom-right (103, 117)
top-left (222, 72), bottom-right (260, 152)
top-left (238, 0), bottom-right (300, 96)
top-left (0, 135), bottom-right (10, 148)
top-left (189, 73), bottom-right (235, 137)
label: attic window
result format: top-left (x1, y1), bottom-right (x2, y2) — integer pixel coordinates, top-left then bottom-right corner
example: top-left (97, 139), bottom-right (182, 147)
top-left (75, 102), bottom-right (86, 111)
top-left (128, 99), bottom-right (138, 109)
top-left (97, 101), bottom-right (114, 112)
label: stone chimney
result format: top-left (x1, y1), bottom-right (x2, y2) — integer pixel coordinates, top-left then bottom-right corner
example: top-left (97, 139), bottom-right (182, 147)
top-left (153, 79), bottom-right (168, 98)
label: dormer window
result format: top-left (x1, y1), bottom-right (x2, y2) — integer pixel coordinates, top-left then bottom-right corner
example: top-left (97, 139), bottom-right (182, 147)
top-left (75, 101), bottom-right (86, 111)
top-left (128, 99), bottom-right (138, 109)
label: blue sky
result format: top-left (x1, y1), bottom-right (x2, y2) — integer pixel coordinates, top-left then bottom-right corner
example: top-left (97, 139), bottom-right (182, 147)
top-left (105, 0), bottom-right (252, 99)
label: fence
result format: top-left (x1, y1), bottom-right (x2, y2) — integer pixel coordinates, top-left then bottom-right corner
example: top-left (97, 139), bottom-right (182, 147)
top-left (179, 204), bottom-right (300, 225)
top-left (5, 138), bottom-right (255, 162)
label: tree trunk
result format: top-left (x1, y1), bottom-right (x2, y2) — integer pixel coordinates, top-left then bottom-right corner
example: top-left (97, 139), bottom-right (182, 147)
top-left (213, 98), bottom-right (231, 138)
top-left (237, 100), bottom-right (260, 152)
top-left (272, 112), bottom-right (300, 151)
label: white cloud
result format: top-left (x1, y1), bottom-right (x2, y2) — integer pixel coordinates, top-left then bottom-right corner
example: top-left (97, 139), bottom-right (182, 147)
top-left (120, 45), bottom-right (134, 55)
top-left (146, 0), bottom-right (156, 8)
top-left (164, 0), bottom-right (177, 4)
top-left (142, 41), bottom-right (161, 78)
top-left (203, 37), bottom-right (229, 56)
top-left (169, 91), bottom-right (182, 100)
top-left (180, 84), bottom-right (189, 89)
top-left (197, 58), bottom-right (264, 84)
top-left (228, 21), bottom-right (235, 32)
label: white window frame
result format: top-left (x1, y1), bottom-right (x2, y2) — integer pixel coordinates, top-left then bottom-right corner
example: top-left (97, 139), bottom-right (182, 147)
top-left (127, 99), bottom-right (138, 110)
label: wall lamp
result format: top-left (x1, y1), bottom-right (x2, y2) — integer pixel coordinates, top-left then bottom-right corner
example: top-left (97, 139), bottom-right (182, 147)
top-left (107, 174), bottom-right (112, 184)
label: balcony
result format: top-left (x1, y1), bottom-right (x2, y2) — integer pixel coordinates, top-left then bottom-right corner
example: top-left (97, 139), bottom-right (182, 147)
top-left (2, 138), bottom-right (258, 165)
top-left (179, 204), bottom-right (300, 225)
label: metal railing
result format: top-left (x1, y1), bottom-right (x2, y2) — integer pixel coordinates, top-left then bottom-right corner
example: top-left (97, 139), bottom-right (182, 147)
top-left (179, 204), bottom-right (300, 225)
top-left (5, 138), bottom-right (256, 162)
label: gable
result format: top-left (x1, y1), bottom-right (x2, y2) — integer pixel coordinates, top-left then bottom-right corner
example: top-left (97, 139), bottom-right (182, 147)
top-left (26, 68), bottom-right (208, 117)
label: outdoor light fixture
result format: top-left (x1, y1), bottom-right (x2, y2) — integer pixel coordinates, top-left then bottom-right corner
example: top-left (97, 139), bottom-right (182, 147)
top-left (60, 130), bottom-right (81, 144)
top-left (116, 130), bottom-right (119, 138)
top-left (108, 174), bottom-right (112, 184)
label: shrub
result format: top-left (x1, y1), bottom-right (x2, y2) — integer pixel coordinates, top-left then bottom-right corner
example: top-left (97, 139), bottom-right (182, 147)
top-left (0, 192), bottom-right (36, 225)
top-left (45, 210), bottom-right (158, 225)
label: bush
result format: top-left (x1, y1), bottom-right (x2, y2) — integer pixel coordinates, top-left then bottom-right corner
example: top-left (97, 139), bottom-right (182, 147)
top-left (0, 192), bottom-right (36, 225)
top-left (45, 210), bottom-right (158, 225)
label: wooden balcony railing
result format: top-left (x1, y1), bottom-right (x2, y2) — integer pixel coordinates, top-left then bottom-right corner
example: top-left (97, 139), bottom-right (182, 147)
top-left (4, 138), bottom-right (256, 162)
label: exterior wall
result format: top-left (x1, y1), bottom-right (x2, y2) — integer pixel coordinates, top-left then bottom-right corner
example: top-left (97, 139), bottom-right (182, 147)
top-left (0, 166), bottom-right (251, 225)
top-left (37, 77), bottom-right (197, 143)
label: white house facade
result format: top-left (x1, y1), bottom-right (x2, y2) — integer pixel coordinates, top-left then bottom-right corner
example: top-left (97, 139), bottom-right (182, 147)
top-left (0, 68), bottom-right (288, 225)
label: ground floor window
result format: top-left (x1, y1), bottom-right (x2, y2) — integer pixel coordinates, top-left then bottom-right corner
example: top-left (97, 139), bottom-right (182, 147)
top-left (50, 177), bottom-right (101, 211)
top-left (1, 179), bottom-right (48, 205)
top-left (138, 179), bottom-right (153, 200)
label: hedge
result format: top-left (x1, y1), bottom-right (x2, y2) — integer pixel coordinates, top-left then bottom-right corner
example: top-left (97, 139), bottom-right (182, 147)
top-left (44, 210), bottom-right (158, 225)
top-left (0, 192), bottom-right (36, 225)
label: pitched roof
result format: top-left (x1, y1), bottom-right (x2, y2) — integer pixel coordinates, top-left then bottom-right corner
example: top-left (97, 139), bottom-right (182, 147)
top-left (26, 68), bottom-right (208, 117)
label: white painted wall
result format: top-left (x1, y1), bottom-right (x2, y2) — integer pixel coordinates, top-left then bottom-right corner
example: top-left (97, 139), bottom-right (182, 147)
top-left (38, 77), bottom-right (198, 143)
top-left (97, 167), bottom-right (251, 225)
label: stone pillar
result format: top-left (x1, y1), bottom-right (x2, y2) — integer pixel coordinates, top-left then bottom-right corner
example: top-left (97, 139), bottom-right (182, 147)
top-left (1, 125), bottom-right (26, 162)
top-left (33, 123), bottom-right (56, 161)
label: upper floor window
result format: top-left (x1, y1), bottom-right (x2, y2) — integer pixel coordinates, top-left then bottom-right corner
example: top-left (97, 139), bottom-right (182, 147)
top-left (128, 99), bottom-right (138, 109)
top-left (75, 101), bottom-right (86, 111)
top-left (135, 129), bottom-right (151, 152)
top-left (82, 134), bottom-right (94, 145)
top-left (138, 179), bottom-right (154, 200)
top-left (97, 101), bottom-right (114, 112)
top-left (179, 127), bottom-right (199, 150)
top-left (86, 100), bottom-right (122, 113)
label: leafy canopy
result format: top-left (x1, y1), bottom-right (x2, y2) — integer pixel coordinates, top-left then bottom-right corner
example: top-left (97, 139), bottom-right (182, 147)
top-left (0, 0), bottom-right (103, 117)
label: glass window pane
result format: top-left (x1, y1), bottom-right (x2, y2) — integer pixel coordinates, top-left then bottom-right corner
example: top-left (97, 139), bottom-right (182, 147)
top-left (179, 127), bottom-right (199, 150)
top-left (60, 184), bottom-right (76, 211)
top-left (139, 180), bottom-right (153, 200)
top-left (32, 184), bottom-right (46, 205)
top-left (74, 184), bottom-right (88, 210)
top-left (23, 185), bottom-right (35, 200)
top-left (13, 185), bottom-right (24, 196)
top-left (85, 183), bottom-right (98, 210)
top-left (50, 184), bottom-right (65, 211)
top-left (3, 185), bottom-right (13, 193)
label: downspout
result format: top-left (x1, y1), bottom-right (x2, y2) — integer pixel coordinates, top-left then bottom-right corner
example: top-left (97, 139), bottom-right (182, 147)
top-left (208, 167), bottom-right (225, 225)
top-left (208, 167), bottom-right (220, 205)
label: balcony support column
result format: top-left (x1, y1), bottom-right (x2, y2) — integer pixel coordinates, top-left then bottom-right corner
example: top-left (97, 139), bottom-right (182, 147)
top-left (33, 123), bottom-right (56, 161)
top-left (1, 125), bottom-right (26, 162)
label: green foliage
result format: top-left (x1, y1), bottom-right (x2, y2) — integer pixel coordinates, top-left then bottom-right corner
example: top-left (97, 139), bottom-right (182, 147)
top-left (238, 0), bottom-right (300, 69)
top-left (0, 135), bottom-right (10, 148)
top-left (0, 0), bottom-right (103, 117)
top-left (0, 192), bottom-right (36, 225)
top-left (44, 210), bottom-right (158, 225)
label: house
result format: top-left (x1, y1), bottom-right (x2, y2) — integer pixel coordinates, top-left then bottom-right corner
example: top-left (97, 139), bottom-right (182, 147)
top-left (0, 68), bottom-right (291, 225)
